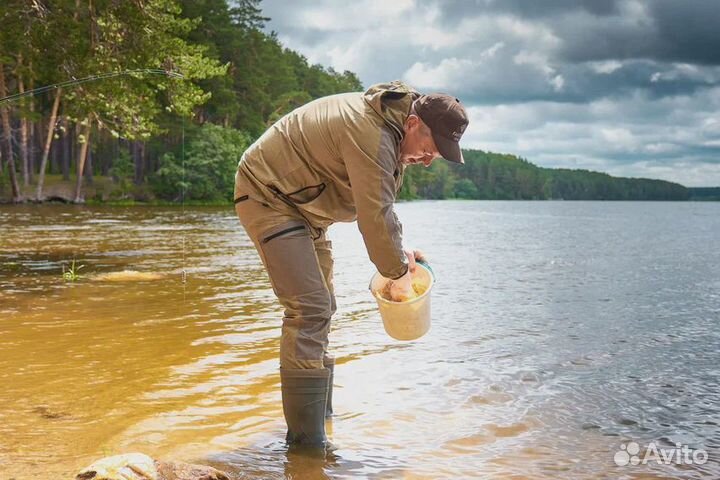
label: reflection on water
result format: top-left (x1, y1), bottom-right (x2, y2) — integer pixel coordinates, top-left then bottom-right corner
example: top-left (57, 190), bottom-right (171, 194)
top-left (1, 201), bottom-right (719, 479)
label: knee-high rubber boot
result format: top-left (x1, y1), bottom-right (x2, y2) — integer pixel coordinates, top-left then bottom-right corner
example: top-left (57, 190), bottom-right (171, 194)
top-left (324, 359), bottom-right (334, 418)
top-left (281, 368), bottom-right (330, 446)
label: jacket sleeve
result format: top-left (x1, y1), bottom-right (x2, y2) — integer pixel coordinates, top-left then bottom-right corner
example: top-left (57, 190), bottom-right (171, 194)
top-left (342, 126), bottom-right (408, 279)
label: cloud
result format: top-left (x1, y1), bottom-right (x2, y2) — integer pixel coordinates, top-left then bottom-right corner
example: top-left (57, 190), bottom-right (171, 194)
top-left (553, 0), bottom-right (720, 65)
top-left (260, 0), bottom-right (720, 186)
top-left (464, 86), bottom-right (720, 185)
top-left (404, 57), bottom-right (475, 91)
top-left (589, 61), bottom-right (623, 74)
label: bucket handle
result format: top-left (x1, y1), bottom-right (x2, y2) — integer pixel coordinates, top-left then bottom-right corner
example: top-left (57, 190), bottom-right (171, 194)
top-left (416, 259), bottom-right (434, 278)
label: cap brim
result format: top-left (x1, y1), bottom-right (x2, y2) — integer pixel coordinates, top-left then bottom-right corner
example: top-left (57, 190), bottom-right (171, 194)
top-left (433, 133), bottom-right (464, 164)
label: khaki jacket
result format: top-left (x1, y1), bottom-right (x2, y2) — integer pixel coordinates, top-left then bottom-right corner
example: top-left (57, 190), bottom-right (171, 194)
top-left (234, 81), bottom-right (420, 279)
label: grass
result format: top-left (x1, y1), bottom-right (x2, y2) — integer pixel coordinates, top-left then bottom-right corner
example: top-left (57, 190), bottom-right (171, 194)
top-left (62, 259), bottom-right (85, 282)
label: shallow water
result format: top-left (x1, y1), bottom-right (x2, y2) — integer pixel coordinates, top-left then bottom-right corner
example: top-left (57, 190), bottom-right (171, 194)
top-left (1, 201), bottom-right (718, 479)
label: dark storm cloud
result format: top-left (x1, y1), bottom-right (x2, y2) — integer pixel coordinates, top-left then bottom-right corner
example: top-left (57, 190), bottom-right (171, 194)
top-left (434, 0), bottom-right (620, 23)
top-left (544, 0), bottom-right (720, 65)
top-left (425, 0), bottom-right (720, 66)
top-left (649, 0), bottom-right (720, 65)
top-left (548, 61), bottom-right (719, 103)
top-left (439, 61), bottom-right (720, 107)
top-left (490, 0), bottom-right (619, 17)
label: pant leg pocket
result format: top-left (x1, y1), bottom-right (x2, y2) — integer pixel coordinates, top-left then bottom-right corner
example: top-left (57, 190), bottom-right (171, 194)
top-left (258, 220), bottom-right (327, 299)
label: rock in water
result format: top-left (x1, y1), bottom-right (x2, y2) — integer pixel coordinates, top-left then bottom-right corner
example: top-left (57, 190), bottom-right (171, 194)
top-left (76, 452), bottom-right (231, 480)
top-left (76, 453), bottom-right (157, 480)
top-left (157, 460), bottom-right (231, 480)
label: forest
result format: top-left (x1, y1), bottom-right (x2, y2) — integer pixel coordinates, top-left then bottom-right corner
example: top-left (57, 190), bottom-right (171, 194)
top-left (0, 0), bottom-right (701, 204)
top-left (0, 0), bottom-right (361, 203)
top-left (399, 149), bottom-right (691, 201)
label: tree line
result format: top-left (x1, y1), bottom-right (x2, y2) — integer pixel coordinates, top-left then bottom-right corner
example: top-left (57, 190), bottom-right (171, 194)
top-left (0, 0), bottom-right (361, 203)
top-left (399, 149), bottom-right (691, 201)
top-left (687, 187), bottom-right (720, 201)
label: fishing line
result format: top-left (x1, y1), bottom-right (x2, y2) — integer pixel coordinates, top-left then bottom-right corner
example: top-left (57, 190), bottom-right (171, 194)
top-left (181, 114), bottom-right (187, 299)
top-left (0, 69), bottom-right (183, 105)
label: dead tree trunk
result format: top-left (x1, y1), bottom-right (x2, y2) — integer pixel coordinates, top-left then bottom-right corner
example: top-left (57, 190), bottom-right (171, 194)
top-left (36, 88), bottom-right (61, 200)
top-left (61, 117), bottom-right (70, 180)
top-left (73, 121), bottom-right (92, 203)
top-left (18, 71), bottom-right (29, 187)
top-left (85, 145), bottom-right (93, 185)
top-left (28, 73), bottom-right (35, 185)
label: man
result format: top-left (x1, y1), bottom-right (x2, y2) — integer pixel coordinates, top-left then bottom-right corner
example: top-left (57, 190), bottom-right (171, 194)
top-left (233, 80), bottom-right (468, 448)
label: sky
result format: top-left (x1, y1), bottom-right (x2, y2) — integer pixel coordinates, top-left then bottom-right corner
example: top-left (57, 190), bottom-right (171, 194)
top-left (259, 0), bottom-right (720, 187)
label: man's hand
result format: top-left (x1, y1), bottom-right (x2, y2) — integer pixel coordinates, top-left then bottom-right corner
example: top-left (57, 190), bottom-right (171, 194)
top-left (403, 248), bottom-right (427, 273)
top-left (387, 248), bottom-right (426, 301)
top-left (389, 269), bottom-right (414, 302)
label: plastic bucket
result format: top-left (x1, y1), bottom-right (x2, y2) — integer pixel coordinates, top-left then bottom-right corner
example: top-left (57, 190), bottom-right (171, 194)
top-left (369, 262), bottom-right (435, 341)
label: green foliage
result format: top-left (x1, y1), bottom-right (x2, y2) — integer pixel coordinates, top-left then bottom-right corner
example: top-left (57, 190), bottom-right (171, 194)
top-left (108, 150), bottom-right (134, 199)
top-left (398, 149), bottom-right (690, 201)
top-left (1, 0), bottom-right (226, 138)
top-left (177, 0), bottom-right (362, 136)
top-left (0, 0), bottom-right (367, 203)
top-left (150, 123), bottom-right (250, 201)
top-left (62, 260), bottom-right (84, 282)
top-left (454, 178), bottom-right (479, 199)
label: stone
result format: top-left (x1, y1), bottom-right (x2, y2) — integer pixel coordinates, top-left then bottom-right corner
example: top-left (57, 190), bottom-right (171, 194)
top-left (76, 453), bottom-right (231, 480)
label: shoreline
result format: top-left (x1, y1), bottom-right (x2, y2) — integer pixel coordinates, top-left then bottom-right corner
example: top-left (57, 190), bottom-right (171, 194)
top-left (1, 197), bottom-right (718, 206)
top-left (1, 175), bottom-right (718, 205)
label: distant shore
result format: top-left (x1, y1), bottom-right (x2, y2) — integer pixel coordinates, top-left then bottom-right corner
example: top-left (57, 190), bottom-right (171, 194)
top-left (1, 175), bottom-right (718, 205)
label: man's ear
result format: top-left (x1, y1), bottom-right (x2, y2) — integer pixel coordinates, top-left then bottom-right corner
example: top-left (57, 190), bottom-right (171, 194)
top-left (405, 114), bottom-right (419, 130)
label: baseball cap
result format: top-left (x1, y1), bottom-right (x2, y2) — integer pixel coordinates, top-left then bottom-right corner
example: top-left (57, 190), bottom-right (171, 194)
top-left (414, 93), bottom-right (469, 164)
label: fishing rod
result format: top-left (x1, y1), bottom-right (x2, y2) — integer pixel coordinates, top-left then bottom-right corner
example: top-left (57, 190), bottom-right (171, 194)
top-left (0, 68), bottom-right (184, 105)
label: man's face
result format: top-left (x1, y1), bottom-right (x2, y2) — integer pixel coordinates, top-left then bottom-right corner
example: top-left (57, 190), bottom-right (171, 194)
top-left (399, 114), bottom-right (441, 167)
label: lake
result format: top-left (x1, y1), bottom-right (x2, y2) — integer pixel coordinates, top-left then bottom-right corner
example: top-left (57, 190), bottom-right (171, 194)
top-left (1, 201), bottom-right (718, 479)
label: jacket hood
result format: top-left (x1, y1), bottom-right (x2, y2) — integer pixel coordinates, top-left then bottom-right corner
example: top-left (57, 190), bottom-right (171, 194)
top-left (363, 81), bottom-right (421, 142)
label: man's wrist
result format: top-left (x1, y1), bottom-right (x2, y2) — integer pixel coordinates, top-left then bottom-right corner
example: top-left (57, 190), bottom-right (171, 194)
top-left (388, 263), bottom-right (409, 280)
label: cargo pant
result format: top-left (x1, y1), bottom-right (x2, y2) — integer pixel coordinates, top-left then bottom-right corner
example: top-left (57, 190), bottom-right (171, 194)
top-left (234, 186), bottom-right (336, 371)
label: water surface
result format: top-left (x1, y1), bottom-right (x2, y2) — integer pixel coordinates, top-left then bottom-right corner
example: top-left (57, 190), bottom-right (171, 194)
top-left (1, 201), bottom-right (718, 479)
